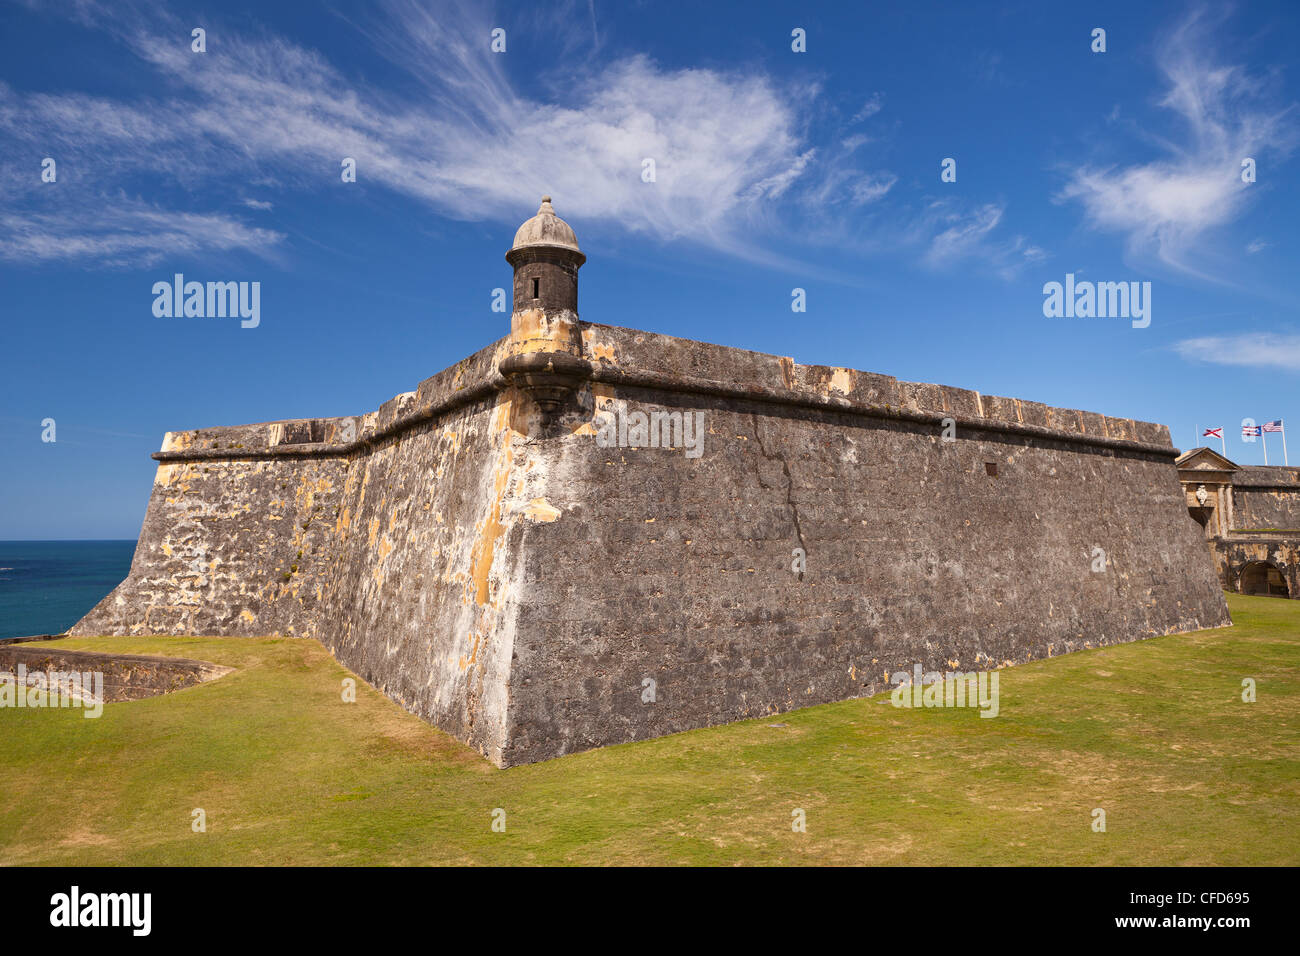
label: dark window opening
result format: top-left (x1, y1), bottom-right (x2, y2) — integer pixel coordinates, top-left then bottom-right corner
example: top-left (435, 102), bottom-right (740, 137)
top-left (532, 278), bottom-right (540, 299)
top-left (277, 419), bottom-right (324, 446)
top-left (984, 462), bottom-right (998, 477)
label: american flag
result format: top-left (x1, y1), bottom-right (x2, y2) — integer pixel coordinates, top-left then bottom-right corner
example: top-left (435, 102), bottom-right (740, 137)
top-left (1243, 424), bottom-right (1262, 437)
top-left (1263, 420), bottom-right (1284, 433)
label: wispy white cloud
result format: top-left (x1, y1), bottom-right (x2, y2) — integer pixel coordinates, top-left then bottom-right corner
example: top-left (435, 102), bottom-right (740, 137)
top-left (1174, 332), bottom-right (1300, 371)
top-left (1058, 6), bottom-right (1297, 276)
top-left (0, 198), bottom-right (283, 267)
top-left (850, 174), bottom-right (897, 205)
top-left (0, 0), bottom-right (1030, 278)
top-left (920, 200), bottom-right (1047, 279)
top-left (926, 203), bottom-right (1005, 263)
top-left (1, 1), bottom-right (819, 265)
top-left (851, 93), bottom-right (884, 123)
top-left (1246, 237), bottom-right (1269, 254)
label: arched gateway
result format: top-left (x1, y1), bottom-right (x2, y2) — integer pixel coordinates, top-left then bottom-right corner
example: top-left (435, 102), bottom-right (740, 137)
top-left (1240, 561), bottom-right (1290, 598)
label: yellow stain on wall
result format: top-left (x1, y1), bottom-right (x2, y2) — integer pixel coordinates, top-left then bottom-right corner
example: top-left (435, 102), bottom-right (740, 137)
top-left (829, 367), bottom-right (855, 395)
top-left (582, 329), bottom-right (617, 363)
top-left (458, 632), bottom-right (483, 672)
top-left (522, 497), bottom-right (561, 523)
top-left (510, 309), bottom-right (582, 354)
top-left (160, 431), bottom-right (194, 453)
top-left (471, 500), bottom-right (505, 607)
top-left (779, 355), bottom-right (796, 390)
top-left (469, 402), bottom-right (517, 608)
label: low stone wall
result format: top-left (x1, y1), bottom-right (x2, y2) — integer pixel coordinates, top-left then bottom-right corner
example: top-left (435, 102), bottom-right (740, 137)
top-left (0, 645), bottom-right (232, 702)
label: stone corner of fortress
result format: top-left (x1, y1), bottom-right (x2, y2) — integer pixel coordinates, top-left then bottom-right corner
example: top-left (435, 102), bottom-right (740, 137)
top-left (71, 197), bottom-right (1234, 767)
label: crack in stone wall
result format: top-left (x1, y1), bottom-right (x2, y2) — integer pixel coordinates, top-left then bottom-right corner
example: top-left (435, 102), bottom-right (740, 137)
top-left (751, 411), bottom-right (807, 581)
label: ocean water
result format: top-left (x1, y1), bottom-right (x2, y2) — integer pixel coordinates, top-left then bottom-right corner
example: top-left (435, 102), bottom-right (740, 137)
top-left (0, 540), bottom-right (136, 639)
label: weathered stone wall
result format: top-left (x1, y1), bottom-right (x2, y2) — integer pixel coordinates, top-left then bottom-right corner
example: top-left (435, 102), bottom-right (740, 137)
top-left (72, 321), bottom-right (1231, 766)
top-left (310, 384), bottom-right (553, 764)
top-left (1232, 466), bottom-right (1300, 531)
top-left (73, 434), bottom-right (349, 637)
top-left (496, 324), bottom-right (1231, 763)
top-left (72, 339), bottom-right (553, 763)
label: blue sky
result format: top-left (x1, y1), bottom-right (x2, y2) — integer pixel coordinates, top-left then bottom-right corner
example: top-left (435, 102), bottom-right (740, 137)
top-left (1, 0), bottom-right (1298, 539)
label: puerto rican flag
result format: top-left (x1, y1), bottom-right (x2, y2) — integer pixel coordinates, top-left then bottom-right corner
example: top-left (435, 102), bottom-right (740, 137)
top-left (1263, 420), bottom-right (1284, 433)
top-left (1243, 424), bottom-right (1262, 437)
top-left (1203, 427), bottom-right (1223, 440)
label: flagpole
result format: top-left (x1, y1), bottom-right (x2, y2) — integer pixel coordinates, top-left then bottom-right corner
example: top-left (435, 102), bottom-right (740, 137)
top-left (1221, 430), bottom-right (1226, 457)
top-left (1283, 423), bottom-right (1289, 466)
top-left (1263, 430), bottom-right (1269, 465)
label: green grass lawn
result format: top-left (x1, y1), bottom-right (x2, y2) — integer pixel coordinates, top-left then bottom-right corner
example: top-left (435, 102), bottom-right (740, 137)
top-left (2, 592), bottom-right (1297, 866)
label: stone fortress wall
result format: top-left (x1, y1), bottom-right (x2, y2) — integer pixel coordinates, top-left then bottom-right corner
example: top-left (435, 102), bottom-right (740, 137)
top-left (1232, 466), bottom-right (1300, 531)
top-left (72, 199), bottom-right (1232, 766)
